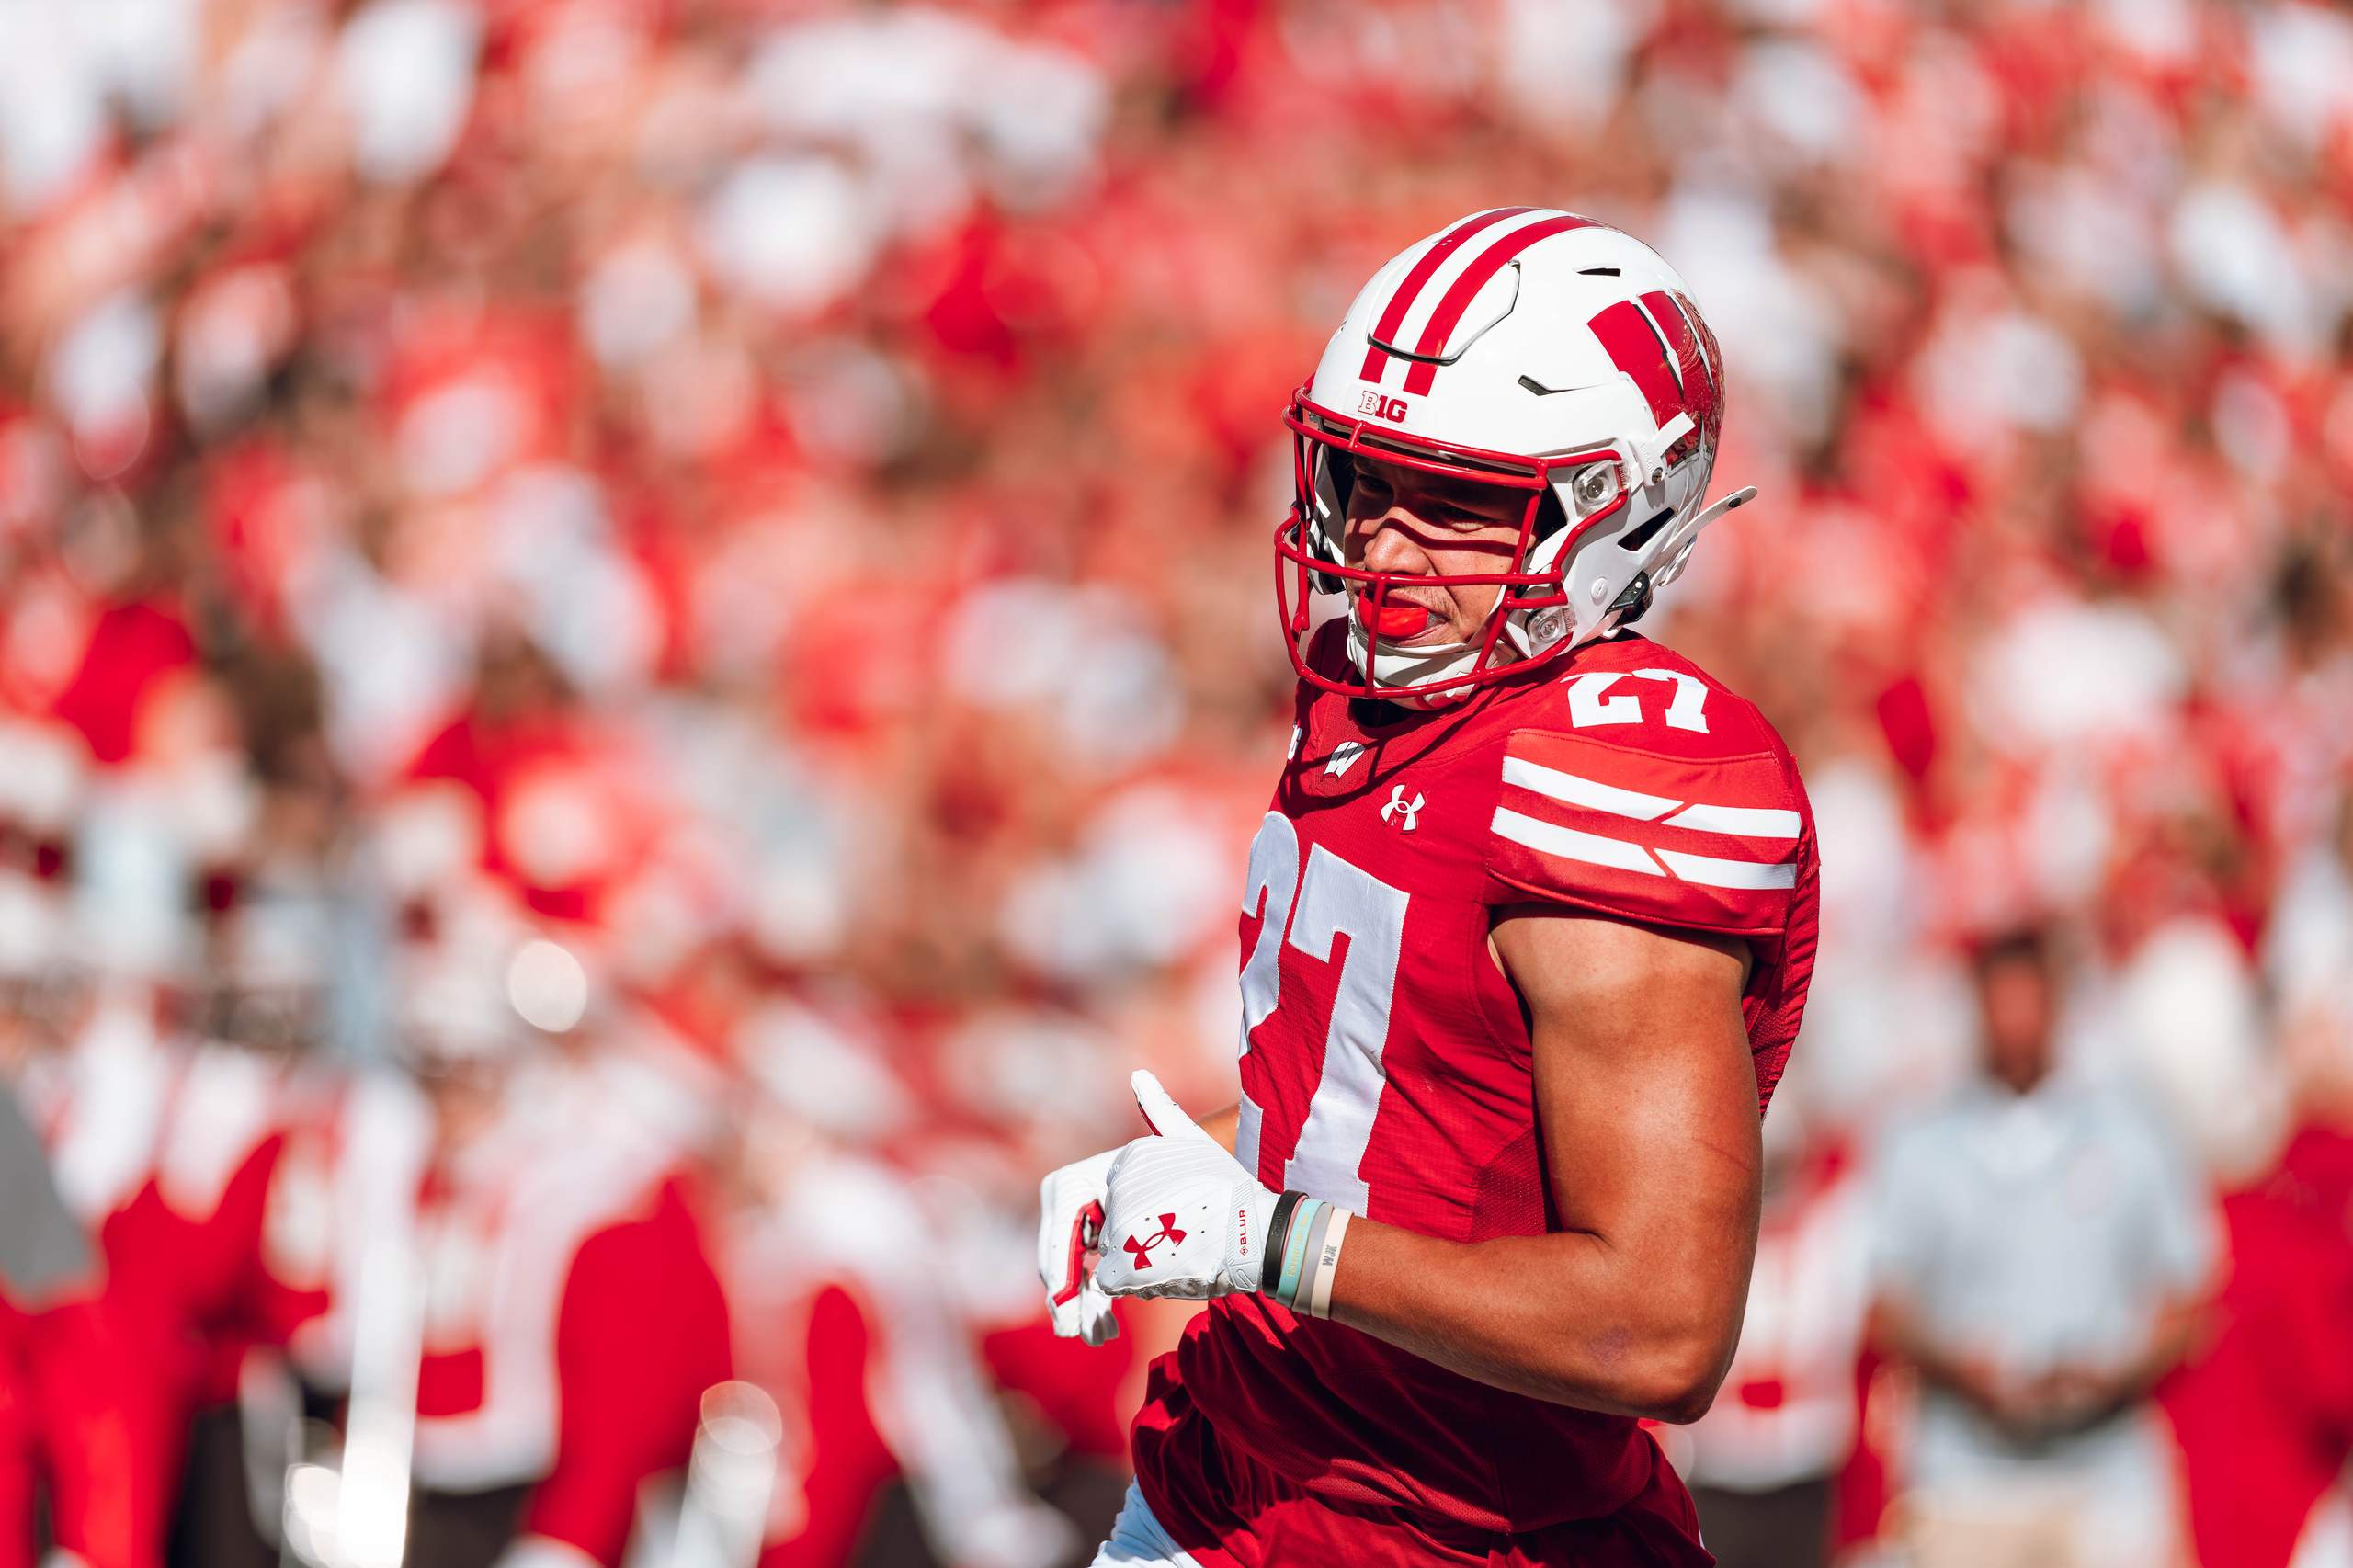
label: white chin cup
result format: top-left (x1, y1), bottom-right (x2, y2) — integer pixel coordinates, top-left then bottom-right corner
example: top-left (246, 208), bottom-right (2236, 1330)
top-left (1346, 616), bottom-right (1491, 694)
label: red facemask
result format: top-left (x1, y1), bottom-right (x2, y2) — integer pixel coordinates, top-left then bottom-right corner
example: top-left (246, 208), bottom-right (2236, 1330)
top-left (1276, 390), bottom-right (1632, 702)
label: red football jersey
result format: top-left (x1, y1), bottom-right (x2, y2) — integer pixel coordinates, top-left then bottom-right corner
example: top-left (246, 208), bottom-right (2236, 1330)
top-left (1136, 622), bottom-right (1820, 1549)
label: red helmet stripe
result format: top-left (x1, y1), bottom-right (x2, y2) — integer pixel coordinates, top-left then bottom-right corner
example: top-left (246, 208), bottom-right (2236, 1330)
top-left (1402, 214), bottom-right (1596, 395)
top-left (1357, 208), bottom-right (1537, 385)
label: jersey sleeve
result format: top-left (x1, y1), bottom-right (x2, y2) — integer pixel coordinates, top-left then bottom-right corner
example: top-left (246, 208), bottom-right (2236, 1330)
top-left (1482, 722), bottom-right (1813, 937)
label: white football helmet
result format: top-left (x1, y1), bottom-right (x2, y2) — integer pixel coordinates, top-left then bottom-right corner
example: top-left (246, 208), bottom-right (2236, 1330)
top-left (1279, 208), bottom-right (1756, 699)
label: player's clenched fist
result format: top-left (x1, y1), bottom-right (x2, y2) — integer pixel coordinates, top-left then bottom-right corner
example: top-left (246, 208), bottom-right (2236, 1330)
top-left (1036, 1148), bottom-right (1120, 1344)
top-left (1093, 1072), bottom-right (1277, 1301)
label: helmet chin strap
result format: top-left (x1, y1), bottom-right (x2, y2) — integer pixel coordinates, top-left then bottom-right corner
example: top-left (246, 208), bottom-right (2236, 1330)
top-left (1347, 617), bottom-right (1492, 695)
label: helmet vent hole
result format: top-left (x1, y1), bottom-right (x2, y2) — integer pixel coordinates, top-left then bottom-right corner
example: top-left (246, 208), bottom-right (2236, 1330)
top-left (1618, 509), bottom-right (1674, 553)
top-left (1578, 267), bottom-right (1621, 277)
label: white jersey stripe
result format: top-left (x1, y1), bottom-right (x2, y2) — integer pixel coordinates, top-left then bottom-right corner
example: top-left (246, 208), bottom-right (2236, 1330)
top-left (1503, 756), bottom-right (1800, 844)
top-left (1654, 848), bottom-right (1798, 890)
top-left (1662, 801), bottom-right (1802, 838)
top-left (1491, 807), bottom-right (1663, 875)
top-left (1500, 756), bottom-right (1677, 821)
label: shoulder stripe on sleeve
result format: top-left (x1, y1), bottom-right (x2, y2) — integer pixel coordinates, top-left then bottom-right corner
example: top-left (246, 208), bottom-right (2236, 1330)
top-left (1654, 848), bottom-right (1798, 890)
top-left (1499, 756), bottom-right (1677, 821)
top-left (1660, 802), bottom-right (1801, 838)
top-left (1493, 735), bottom-right (1805, 911)
top-left (1491, 807), bottom-right (1665, 875)
top-left (1491, 724), bottom-right (1808, 932)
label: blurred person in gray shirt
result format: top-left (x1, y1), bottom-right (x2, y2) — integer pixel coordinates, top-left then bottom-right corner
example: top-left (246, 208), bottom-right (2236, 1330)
top-left (1869, 924), bottom-right (2214, 1568)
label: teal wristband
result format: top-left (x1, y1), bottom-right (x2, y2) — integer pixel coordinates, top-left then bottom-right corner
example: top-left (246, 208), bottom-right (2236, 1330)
top-left (1276, 1196), bottom-right (1322, 1306)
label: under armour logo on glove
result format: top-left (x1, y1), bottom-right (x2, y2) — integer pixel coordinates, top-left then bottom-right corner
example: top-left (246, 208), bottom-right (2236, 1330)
top-left (1122, 1214), bottom-right (1186, 1269)
top-left (1094, 1073), bottom-right (1279, 1301)
top-left (1381, 785), bottom-right (1424, 831)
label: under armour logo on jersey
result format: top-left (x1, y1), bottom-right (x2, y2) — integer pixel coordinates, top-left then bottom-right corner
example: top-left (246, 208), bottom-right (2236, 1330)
top-left (1381, 785), bottom-right (1424, 831)
top-left (1324, 740), bottom-right (1369, 780)
top-left (1122, 1215), bottom-right (1186, 1269)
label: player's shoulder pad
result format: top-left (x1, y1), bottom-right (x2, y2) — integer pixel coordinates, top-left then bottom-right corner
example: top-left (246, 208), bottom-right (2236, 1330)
top-left (1483, 638), bottom-right (1812, 937)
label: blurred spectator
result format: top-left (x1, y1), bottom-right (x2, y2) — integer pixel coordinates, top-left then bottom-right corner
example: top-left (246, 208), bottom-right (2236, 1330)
top-left (0, 987), bottom-right (97, 1568)
top-left (2158, 789), bottom-right (2353, 1568)
top-left (245, 934), bottom-right (733, 1568)
top-left (2268, 791), bottom-right (2353, 1067)
top-left (722, 994), bottom-right (1078, 1568)
top-left (1869, 926), bottom-right (2216, 1568)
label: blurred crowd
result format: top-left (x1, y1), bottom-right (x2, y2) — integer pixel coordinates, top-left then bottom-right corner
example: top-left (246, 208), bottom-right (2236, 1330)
top-left (0, 0), bottom-right (2351, 1564)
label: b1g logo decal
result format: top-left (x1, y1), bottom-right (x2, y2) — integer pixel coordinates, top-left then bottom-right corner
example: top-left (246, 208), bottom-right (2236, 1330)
top-left (1358, 392), bottom-right (1410, 423)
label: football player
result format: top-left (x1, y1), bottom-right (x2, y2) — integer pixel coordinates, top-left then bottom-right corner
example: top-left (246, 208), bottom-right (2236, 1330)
top-left (1038, 210), bottom-right (1821, 1566)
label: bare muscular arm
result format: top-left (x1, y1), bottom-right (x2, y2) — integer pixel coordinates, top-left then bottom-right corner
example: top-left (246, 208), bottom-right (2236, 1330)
top-left (1196, 1104), bottom-right (1240, 1155)
top-left (1316, 911), bottom-right (1762, 1422)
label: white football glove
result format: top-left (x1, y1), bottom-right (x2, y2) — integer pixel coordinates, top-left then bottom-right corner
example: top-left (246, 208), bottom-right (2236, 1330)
top-left (1037, 1148), bottom-right (1120, 1345)
top-left (1093, 1071), bottom-right (1277, 1301)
